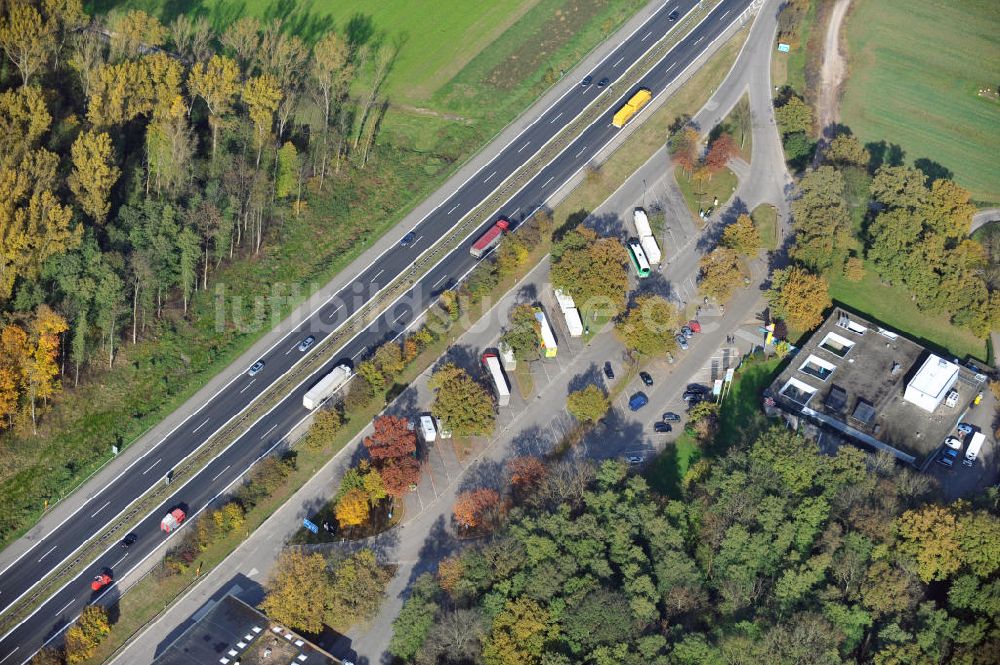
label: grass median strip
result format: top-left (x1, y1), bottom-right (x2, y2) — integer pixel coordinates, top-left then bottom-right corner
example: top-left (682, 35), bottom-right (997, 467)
top-left (2, 0), bottom-right (746, 645)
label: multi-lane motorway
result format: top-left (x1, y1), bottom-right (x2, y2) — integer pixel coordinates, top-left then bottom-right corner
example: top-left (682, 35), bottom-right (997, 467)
top-left (0, 0), bottom-right (752, 659)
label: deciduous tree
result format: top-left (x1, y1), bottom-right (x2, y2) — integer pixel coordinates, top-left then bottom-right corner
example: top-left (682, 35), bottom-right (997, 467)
top-left (389, 573), bottom-right (440, 661)
top-left (566, 384), bottom-right (609, 424)
top-left (364, 415), bottom-right (417, 461)
top-left (327, 549), bottom-right (392, 628)
top-left (242, 74), bottom-right (282, 166)
top-left (69, 131), bottom-right (120, 225)
top-left (705, 133), bottom-right (738, 172)
top-left (380, 457), bottom-right (421, 498)
top-left (0, 3), bottom-right (54, 87)
top-left (335, 488), bottom-right (371, 528)
top-left (615, 295), bottom-right (680, 356)
top-left (500, 304), bottom-right (540, 362)
top-left (508, 456), bottom-right (547, 491)
top-left (187, 54), bottom-right (241, 159)
top-left (824, 134), bottom-right (870, 167)
top-left (896, 505), bottom-right (962, 583)
top-left (260, 550), bottom-right (331, 634)
top-left (303, 408), bottom-right (341, 451)
top-left (429, 363), bottom-right (496, 437)
top-left (698, 247), bottom-right (742, 302)
top-left (454, 488), bottom-right (501, 529)
top-left (775, 95), bottom-right (812, 135)
top-left (790, 166), bottom-right (852, 271)
top-left (550, 226), bottom-right (629, 316)
top-left (721, 213), bottom-right (762, 256)
top-left (107, 10), bottom-right (166, 61)
top-left (0, 86), bottom-right (52, 168)
top-left (767, 266), bottom-right (830, 331)
top-left (64, 605), bottom-right (110, 664)
top-left (670, 126), bottom-right (700, 174)
top-left (483, 598), bottom-right (551, 665)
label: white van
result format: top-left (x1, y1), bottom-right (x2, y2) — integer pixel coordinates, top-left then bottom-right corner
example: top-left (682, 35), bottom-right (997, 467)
top-left (418, 415), bottom-right (437, 442)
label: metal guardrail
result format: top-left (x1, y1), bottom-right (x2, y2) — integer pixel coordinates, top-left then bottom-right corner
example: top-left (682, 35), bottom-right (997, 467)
top-left (0, 0), bottom-right (732, 639)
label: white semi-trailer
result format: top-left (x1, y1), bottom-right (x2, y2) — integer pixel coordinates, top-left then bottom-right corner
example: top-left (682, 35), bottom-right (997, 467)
top-left (302, 364), bottom-right (353, 410)
top-left (482, 353), bottom-right (511, 406)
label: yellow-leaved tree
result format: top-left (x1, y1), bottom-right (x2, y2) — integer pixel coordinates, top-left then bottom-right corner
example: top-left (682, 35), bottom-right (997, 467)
top-left (0, 3), bottom-right (54, 87)
top-left (335, 488), bottom-right (371, 529)
top-left (187, 54), bottom-right (241, 159)
top-left (26, 305), bottom-right (68, 433)
top-left (259, 550), bottom-right (331, 634)
top-left (69, 130), bottom-right (120, 225)
top-left (242, 74), bottom-right (283, 166)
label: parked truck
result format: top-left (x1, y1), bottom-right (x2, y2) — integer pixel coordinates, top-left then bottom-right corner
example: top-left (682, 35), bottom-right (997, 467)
top-left (482, 352), bottom-right (511, 406)
top-left (470, 218), bottom-right (510, 258)
top-left (964, 431), bottom-right (985, 467)
top-left (160, 508), bottom-right (186, 533)
top-left (564, 307), bottom-right (584, 337)
top-left (612, 88), bottom-right (652, 128)
top-left (302, 364), bottom-right (352, 410)
top-left (554, 288), bottom-right (576, 314)
top-left (533, 308), bottom-right (558, 358)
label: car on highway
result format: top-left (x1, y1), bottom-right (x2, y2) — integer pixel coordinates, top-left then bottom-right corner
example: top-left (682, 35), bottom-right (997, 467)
top-left (626, 455), bottom-right (644, 464)
top-left (957, 423), bottom-right (974, 435)
top-left (663, 412), bottom-right (681, 422)
top-left (247, 360), bottom-right (265, 377)
top-left (91, 573), bottom-right (112, 592)
top-left (120, 533), bottom-right (137, 550)
top-left (597, 77), bottom-right (609, 88)
top-left (675, 334), bottom-right (689, 350)
top-left (604, 361), bottom-right (614, 380)
top-left (654, 422), bottom-right (672, 433)
top-left (944, 436), bottom-right (962, 450)
top-left (400, 231), bottom-right (417, 246)
top-left (297, 335), bottom-right (316, 352)
top-left (668, 9), bottom-right (680, 20)
top-left (938, 448), bottom-right (959, 467)
top-left (628, 391), bottom-right (649, 411)
top-left (581, 75), bottom-right (593, 86)
top-left (639, 371), bottom-right (654, 386)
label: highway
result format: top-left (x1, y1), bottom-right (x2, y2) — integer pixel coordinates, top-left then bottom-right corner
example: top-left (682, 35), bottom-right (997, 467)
top-left (0, 0), bottom-right (752, 660)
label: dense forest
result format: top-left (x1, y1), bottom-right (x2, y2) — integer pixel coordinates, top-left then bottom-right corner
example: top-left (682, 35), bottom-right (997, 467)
top-left (390, 430), bottom-right (1000, 664)
top-left (0, 0), bottom-right (405, 538)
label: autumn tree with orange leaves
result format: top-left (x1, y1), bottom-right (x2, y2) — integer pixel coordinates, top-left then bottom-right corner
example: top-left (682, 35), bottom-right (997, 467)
top-left (704, 133), bottom-right (738, 173)
top-left (364, 415), bottom-right (417, 460)
top-left (380, 457), bottom-right (421, 498)
top-left (508, 456), bottom-right (547, 490)
top-left (453, 488), bottom-right (501, 530)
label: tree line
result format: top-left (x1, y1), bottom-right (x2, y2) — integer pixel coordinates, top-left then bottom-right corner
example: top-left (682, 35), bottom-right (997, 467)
top-left (0, 1), bottom-right (396, 434)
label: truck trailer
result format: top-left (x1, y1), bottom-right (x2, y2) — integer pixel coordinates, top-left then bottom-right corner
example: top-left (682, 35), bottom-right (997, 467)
top-left (639, 235), bottom-right (661, 265)
top-left (470, 218), bottom-right (510, 258)
top-left (482, 353), bottom-right (511, 406)
top-left (633, 208), bottom-right (653, 238)
top-left (534, 308), bottom-right (558, 358)
top-left (564, 307), bottom-right (584, 337)
top-left (964, 432), bottom-right (985, 467)
top-left (302, 364), bottom-right (353, 410)
top-left (612, 88), bottom-right (652, 128)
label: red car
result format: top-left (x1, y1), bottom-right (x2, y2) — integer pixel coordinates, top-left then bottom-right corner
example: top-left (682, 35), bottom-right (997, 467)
top-left (687, 320), bottom-right (702, 333)
top-left (91, 573), bottom-right (112, 592)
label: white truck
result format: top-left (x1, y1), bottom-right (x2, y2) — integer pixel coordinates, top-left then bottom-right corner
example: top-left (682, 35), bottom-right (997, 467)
top-left (302, 364), bottom-right (352, 410)
top-left (482, 352), bottom-right (511, 406)
top-left (964, 431), bottom-right (985, 467)
top-left (418, 415), bottom-right (437, 442)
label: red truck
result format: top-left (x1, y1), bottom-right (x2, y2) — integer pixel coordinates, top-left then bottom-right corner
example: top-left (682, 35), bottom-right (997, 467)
top-left (160, 508), bottom-right (186, 533)
top-left (470, 218), bottom-right (509, 258)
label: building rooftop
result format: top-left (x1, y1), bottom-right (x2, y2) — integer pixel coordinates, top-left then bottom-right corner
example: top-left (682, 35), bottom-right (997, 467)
top-left (767, 308), bottom-right (986, 464)
top-left (153, 594), bottom-right (341, 665)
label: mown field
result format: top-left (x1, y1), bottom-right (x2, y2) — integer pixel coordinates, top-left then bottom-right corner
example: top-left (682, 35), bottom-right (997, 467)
top-left (840, 0), bottom-right (1000, 206)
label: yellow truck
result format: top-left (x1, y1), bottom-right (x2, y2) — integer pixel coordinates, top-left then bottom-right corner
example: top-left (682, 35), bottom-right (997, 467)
top-left (612, 88), bottom-right (653, 128)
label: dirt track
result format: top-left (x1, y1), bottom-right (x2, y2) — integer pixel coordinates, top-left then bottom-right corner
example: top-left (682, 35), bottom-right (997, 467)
top-left (816, 0), bottom-right (851, 134)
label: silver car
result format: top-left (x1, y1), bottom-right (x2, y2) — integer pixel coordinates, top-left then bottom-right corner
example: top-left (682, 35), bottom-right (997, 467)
top-left (297, 335), bottom-right (316, 352)
top-left (247, 361), bottom-right (265, 376)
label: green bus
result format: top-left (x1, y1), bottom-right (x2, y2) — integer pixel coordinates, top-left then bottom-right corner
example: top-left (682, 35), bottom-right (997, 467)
top-left (627, 241), bottom-right (651, 278)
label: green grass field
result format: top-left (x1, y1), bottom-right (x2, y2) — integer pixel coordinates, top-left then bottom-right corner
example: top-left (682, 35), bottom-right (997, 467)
top-left (840, 0), bottom-right (1000, 206)
top-left (751, 204), bottom-right (778, 250)
top-left (675, 167), bottom-right (739, 221)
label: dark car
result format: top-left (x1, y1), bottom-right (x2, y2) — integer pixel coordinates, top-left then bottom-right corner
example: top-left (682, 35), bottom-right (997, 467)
top-left (662, 412), bottom-right (681, 422)
top-left (120, 533), bottom-right (137, 550)
top-left (938, 448), bottom-right (959, 467)
top-left (604, 361), bottom-right (615, 380)
top-left (597, 77), bottom-right (610, 88)
top-left (297, 335), bottom-right (316, 352)
top-left (639, 371), bottom-right (654, 386)
top-left (581, 75), bottom-right (593, 86)
top-left (686, 384), bottom-right (707, 394)
top-left (628, 391), bottom-right (649, 411)
top-left (682, 390), bottom-right (703, 403)
top-left (247, 360), bottom-right (265, 377)
top-left (668, 9), bottom-right (680, 20)
top-left (400, 231), bottom-right (417, 246)
top-left (681, 326), bottom-right (693, 339)
top-left (654, 422), bottom-right (672, 433)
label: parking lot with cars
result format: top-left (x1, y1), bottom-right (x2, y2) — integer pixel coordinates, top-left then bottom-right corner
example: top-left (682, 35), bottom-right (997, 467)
top-left (923, 388), bottom-right (998, 500)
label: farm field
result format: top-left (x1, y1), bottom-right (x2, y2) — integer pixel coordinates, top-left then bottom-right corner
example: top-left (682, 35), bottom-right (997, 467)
top-left (840, 0), bottom-right (1000, 206)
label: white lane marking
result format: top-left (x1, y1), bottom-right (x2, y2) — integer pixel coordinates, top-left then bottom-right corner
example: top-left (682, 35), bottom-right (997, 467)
top-left (510, 207), bottom-right (521, 217)
top-left (410, 235), bottom-right (424, 249)
top-left (720, 9), bottom-right (730, 19)
top-left (111, 553), bottom-right (128, 569)
top-left (370, 269), bottom-right (384, 283)
top-left (432, 274), bottom-right (449, 288)
top-left (352, 347), bottom-right (367, 360)
top-left (192, 418), bottom-right (210, 434)
top-left (543, 175), bottom-right (555, 187)
top-left (642, 31), bottom-right (653, 41)
top-left (549, 112), bottom-right (563, 124)
top-left (37, 546), bottom-right (57, 563)
top-left (141, 458), bottom-right (161, 475)
top-left (90, 501), bottom-right (110, 519)
top-left (575, 146), bottom-right (588, 159)
top-left (484, 170), bottom-right (497, 183)
top-left (55, 600), bottom-right (74, 616)
top-left (517, 142), bottom-right (530, 153)
top-left (667, 62), bottom-right (677, 72)
top-left (0, 648), bottom-right (16, 664)
top-left (393, 311), bottom-right (409, 324)
top-left (260, 424), bottom-right (278, 441)
top-left (613, 56), bottom-right (624, 67)
top-left (239, 379), bottom-right (256, 395)
top-left (211, 465), bottom-right (231, 482)
top-left (447, 204), bottom-right (460, 214)
top-left (694, 36), bottom-right (703, 46)
top-left (327, 304), bottom-right (343, 320)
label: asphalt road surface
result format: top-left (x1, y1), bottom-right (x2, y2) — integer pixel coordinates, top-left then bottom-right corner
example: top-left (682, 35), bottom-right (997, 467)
top-left (0, 0), bottom-right (752, 659)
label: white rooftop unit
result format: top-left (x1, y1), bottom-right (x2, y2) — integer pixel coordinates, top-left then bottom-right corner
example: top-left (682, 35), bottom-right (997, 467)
top-left (639, 235), bottom-right (661, 265)
top-left (633, 208), bottom-right (652, 237)
top-left (903, 354), bottom-right (959, 413)
top-left (553, 288), bottom-right (576, 314)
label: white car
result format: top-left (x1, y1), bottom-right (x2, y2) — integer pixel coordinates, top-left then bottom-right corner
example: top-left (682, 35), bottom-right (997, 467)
top-left (943, 436), bottom-right (962, 450)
